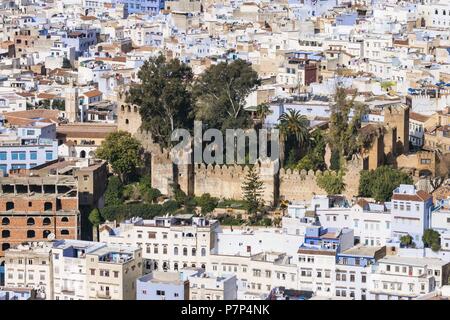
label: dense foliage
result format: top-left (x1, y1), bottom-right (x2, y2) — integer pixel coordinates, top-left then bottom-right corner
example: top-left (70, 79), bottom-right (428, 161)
top-left (127, 54), bottom-right (194, 148)
top-left (194, 59), bottom-right (260, 132)
top-left (359, 166), bottom-right (413, 202)
top-left (423, 229), bottom-right (441, 252)
top-left (242, 166), bottom-right (264, 216)
top-left (316, 171), bottom-right (346, 195)
top-left (96, 131), bottom-right (143, 183)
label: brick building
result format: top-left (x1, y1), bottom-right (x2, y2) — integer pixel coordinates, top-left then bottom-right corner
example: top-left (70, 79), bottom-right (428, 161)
top-left (0, 172), bottom-right (80, 261)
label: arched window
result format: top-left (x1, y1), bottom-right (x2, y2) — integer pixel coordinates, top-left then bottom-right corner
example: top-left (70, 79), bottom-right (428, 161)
top-left (43, 217), bottom-right (51, 225)
top-left (125, 119), bottom-right (129, 124)
top-left (174, 263), bottom-right (178, 271)
top-left (27, 217), bottom-right (35, 226)
top-left (163, 262), bottom-right (168, 270)
top-left (2, 243), bottom-right (10, 251)
top-left (2, 230), bottom-right (10, 238)
top-left (61, 217), bottom-right (69, 222)
top-left (6, 201), bottom-right (14, 210)
top-left (201, 248), bottom-right (206, 256)
top-left (154, 261), bottom-right (158, 270)
top-left (174, 247), bottom-right (178, 255)
top-left (133, 106), bottom-right (138, 113)
top-left (43, 230), bottom-right (51, 238)
top-left (121, 105), bottom-right (125, 111)
top-left (1, 217), bottom-right (10, 225)
top-left (80, 150), bottom-right (86, 158)
top-left (201, 264), bottom-right (206, 269)
top-left (192, 248), bottom-right (196, 256)
top-left (183, 247), bottom-right (188, 256)
top-left (27, 230), bottom-right (35, 238)
top-left (61, 229), bottom-right (69, 235)
top-left (127, 106), bottom-right (131, 112)
top-left (44, 202), bottom-right (53, 211)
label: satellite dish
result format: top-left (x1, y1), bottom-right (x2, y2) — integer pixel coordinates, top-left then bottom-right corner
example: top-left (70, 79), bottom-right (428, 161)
top-left (47, 233), bottom-right (56, 240)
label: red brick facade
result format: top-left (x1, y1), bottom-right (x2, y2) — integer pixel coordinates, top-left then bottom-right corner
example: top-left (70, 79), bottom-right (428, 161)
top-left (0, 197), bottom-right (79, 257)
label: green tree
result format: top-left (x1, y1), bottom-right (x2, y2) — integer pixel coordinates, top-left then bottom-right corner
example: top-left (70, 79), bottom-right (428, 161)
top-left (62, 57), bottom-right (72, 69)
top-left (358, 166), bottom-right (413, 202)
top-left (171, 183), bottom-right (196, 213)
top-left (40, 99), bottom-right (51, 109)
top-left (194, 59), bottom-right (260, 131)
top-left (423, 229), bottom-right (441, 252)
top-left (242, 166), bottom-right (264, 217)
top-left (88, 208), bottom-right (102, 241)
top-left (96, 131), bottom-right (143, 183)
top-left (196, 193), bottom-right (218, 215)
top-left (254, 103), bottom-right (271, 128)
top-left (327, 86), bottom-right (368, 168)
top-left (104, 176), bottom-right (124, 207)
top-left (127, 54), bottom-right (194, 148)
top-left (317, 171), bottom-right (346, 195)
top-left (400, 234), bottom-right (415, 248)
top-left (277, 109), bottom-right (310, 167)
top-left (294, 129), bottom-right (326, 171)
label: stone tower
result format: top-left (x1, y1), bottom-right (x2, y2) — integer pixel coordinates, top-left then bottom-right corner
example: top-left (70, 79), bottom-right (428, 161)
top-left (64, 80), bottom-right (79, 123)
top-left (383, 103), bottom-right (410, 158)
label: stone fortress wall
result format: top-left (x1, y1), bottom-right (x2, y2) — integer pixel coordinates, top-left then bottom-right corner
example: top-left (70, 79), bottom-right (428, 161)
top-left (118, 101), bottom-right (363, 205)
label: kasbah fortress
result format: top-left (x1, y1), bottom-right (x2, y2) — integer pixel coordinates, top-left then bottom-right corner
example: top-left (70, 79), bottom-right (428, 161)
top-left (117, 97), bottom-right (448, 206)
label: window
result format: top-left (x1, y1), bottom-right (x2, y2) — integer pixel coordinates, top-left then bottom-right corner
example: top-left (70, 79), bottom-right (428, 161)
top-left (156, 290), bottom-right (165, 296)
top-left (0, 152), bottom-right (6, 160)
top-left (2, 217), bottom-right (10, 225)
top-left (192, 248), bottom-right (196, 256)
top-left (30, 151), bottom-right (37, 160)
top-left (61, 229), bottom-right (69, 235)
top-left (27, 230), bottom-right (35, 238)
top-left (45, 151), bottom-right (53, 160)
top-left (43, 217), bottom-right (51, 225)
top-left (174, 247), bottom-right (178, 255)
top-left (2, 230), bottom-right (10, 238)
top-left (61, 217), bottom-right (68, 222)
top-left (90, 269), bottom-right (95, 275)
top-left (27, 217), bottom-right (35, 225)
top-left (201, 248), bottom-right (206, 256)
top-left (11, 151), bottom-right (26, 160)
top-left (183, 248), bottom-right (188, 256)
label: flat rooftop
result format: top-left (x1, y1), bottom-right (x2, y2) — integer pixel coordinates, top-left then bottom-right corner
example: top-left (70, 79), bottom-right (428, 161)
top-left (379, 255), bottom-right (448, 267)
top-left (139, 272), bottom-right (184, 285)
top-left (341, 245), bottom-right (383, 257)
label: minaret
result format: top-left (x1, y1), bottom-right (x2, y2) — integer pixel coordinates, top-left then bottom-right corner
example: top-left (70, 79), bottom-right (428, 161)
top-left (65, 79), bottom-right (79, 123)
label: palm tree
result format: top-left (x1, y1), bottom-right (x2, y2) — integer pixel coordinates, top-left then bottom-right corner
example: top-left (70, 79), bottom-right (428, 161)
top-left (255, 103), bottom-right (271, 128)
top-left (277, 109), bottom-right (310, 166)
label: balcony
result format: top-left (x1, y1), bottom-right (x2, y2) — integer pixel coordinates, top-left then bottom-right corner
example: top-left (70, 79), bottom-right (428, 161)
top-left (96, 291), bottom-right (111, 299)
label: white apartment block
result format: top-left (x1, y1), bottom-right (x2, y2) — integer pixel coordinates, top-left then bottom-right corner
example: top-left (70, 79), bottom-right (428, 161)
top-left (188, 271), bottom-right (237, 300)
top-left (368, 256), bottom-right (450, 300)
top-left (51, 240), bottom-right (142, 300)
top-left (100, 215), bottom-right (219, 273)
top-left (4, 243), bottom-right (53, 300)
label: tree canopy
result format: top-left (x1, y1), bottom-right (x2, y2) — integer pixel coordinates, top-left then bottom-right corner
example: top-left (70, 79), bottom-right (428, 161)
top-left (127, 54), bottom-right (194, 148)
top-left (96, 131), bottom-right (143, 183)
top-left (317, 171), bottom-right (346, 195)
top-left (242, 166), bottom-right (264, 217)
top-left (358, 166), bottom-right (413, 202)
top-left (327, 86), bottom-right (368, 169)
top-left (194, 59), bottom-right (260, 131)
top-left (423, 229), bottom-right (441, 252)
